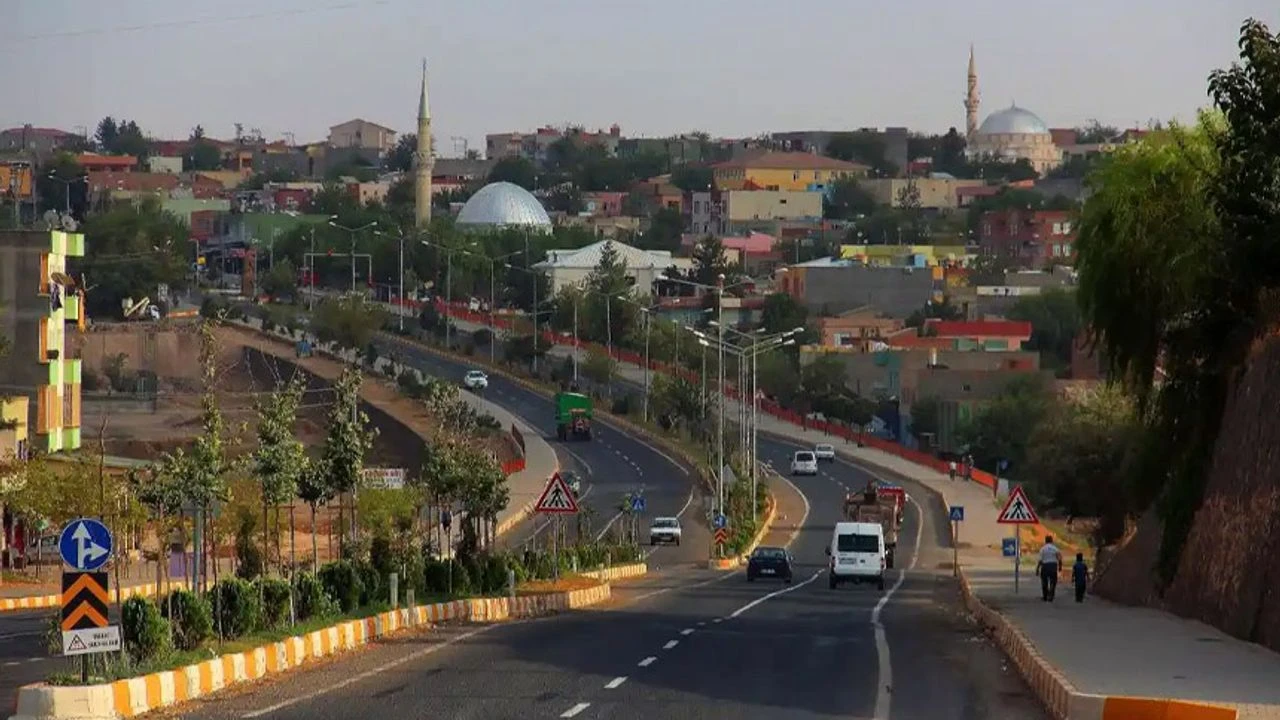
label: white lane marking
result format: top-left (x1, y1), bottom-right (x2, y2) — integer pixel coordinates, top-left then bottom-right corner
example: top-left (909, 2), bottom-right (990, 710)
top-left (604, 676), bottom-right (627, 689)
top-left (26, 657), bottom-right (42, 663)
top-left (680, 628), bottom-right (694, 636)
top-left (2, 661), bottom-right (18, 667)
top-left (595, 510), bottom-right (624, 541)
top-left (627, 567), bottom-right (736, 604)
top-left (662, 640), bottom-right (678, 650)
top-left (712, 618), bottom-right (723, 623)
top-left (561, 703), bottom-right (591, 717)
top-left (696, 621), bottom-right (706, 627)
top-left (675, 489), bottom-right (695, 519)
top-left (560, 446), bottom-right (592, 476)
top-left (871, 496), bottom-right (924, 720)
top-left (638, 656), bottom-right (656, 667)
top-left (240, 625), bottom-right (496, 718)
top-left (771, 471), bottom-right (811, 549)
top-left (727, 569), bottom-right (823, 619)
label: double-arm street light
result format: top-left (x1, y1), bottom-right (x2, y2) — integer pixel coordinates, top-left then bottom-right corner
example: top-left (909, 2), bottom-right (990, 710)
top-left (613, 294), bottom-right (660, 422)
top-left (46, 172), bottom-right (87, 217)
top-left (328, 218), bottom-right (378, 293)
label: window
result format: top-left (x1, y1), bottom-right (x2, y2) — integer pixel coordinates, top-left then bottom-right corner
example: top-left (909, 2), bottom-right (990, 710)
top-left (837, 533), bottom-right (880, 553)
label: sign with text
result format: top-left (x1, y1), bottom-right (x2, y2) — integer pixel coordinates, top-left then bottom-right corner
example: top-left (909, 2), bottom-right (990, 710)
top-left (62, 626), bottom-right (121, 657)
top-left (361, 468), bottom-right (406, 490)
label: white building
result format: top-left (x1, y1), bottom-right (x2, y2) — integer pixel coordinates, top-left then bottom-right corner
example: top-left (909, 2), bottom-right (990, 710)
top-left (533, 240), bottom-right (690, 297)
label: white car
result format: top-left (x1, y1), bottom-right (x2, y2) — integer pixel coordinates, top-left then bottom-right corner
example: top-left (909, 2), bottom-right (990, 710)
top-left (463, 370), bottom-right (488, 390)
top-left (827, 521), bottom-right (887, 591)
top-left (649, 517), bottom-right (682, 546)
top-left (791, 450), bottom-right (818, 476)
top-left (814, 443), bottom-right (836, 463)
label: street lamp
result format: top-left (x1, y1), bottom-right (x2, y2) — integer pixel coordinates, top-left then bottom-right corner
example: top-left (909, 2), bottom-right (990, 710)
top-left (328, 218), bottom-right (378, 293)
top-left (374, 230), bottom-right (410, 331)
top-left (46, 172), bottom-right (87, 217)
top-left (615, 294), bottom-right (657, 422)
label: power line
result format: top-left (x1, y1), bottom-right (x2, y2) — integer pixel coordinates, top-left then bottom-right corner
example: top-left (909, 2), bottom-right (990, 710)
top-left (4, 0), bottom-right (393, 43)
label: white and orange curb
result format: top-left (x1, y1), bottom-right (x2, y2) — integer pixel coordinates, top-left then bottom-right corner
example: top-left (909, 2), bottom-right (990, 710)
top-left (1, 579), bottom-right (208, 615)
top-left (582, 562), bottom-right (648, 582)
top-left (10, 565), bottom-right (645, 720)
top-left (709, 490), bottom-right (777, 570)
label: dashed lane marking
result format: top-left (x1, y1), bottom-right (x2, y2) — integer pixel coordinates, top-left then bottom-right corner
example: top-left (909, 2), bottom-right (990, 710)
top-left (680, 628), bottom-right (694, 636)
top-left (604, 676), bottom-right (627, 689)
top-left (561, 702), bottom-right (591, 717)
top-left (638, 656), bottom-right (656, 667)
top-left (662, 640), bottom-right (678, 650)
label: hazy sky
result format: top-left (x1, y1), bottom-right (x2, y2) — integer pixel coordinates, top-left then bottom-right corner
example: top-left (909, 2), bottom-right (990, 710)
top-left (3, 0), bottom-right (1276, 154)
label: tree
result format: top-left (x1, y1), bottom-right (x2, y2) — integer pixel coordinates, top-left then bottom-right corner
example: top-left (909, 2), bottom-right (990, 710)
top-left (261, 259), bottom-right (298, 299)
top-left (583, 241), bottom-right (638, 345)
top-left (670, 165), bottom-right (713, 192)
top-left (638, 207), bottom-right (683, 253)
top-left (254, 374), bottom-right (307, 573)
top-left (95, 117), bottom-right (119, 153)
top-left (909, 396), bottom-right (941, 442)
top-left (1075, 120), bottom-right (1120, 144)
top-left (905, 298), bottom-right (963, 329)
top-left (823, 177), bottom-right (876, 220)
top-left (321, 365), bottom-right (378, 547)
top-left (311, 294), bottom-right (389, 351)
top-left (690, 235), bottom-right (730, 287)
top-left (72, 198), bottom-right (190, 317)
top-left (955, 374), bottom-right (1053, 473)
top-left (487, 157), bottom-right (536, 190)
top-left (1006, 289), bottom-right (1081, 373)
top-left (184, 132), bottom-right (222, 172)
top-left (756, 351), bottom-right (801, 407)
top-left (759, 293), bottom-right (808, 336)
top-left (581, 350), bottom-right (616, 387)
top-left (825, 132), bottom-right (895, 176)
top-left (966, 157), bottom-right (1038, 183)
top-left (385, 133), bottom-right (417, 173)
top-left (895, 179), bottom-right (925, 243)
top-left (932, 128), bottom-right (968, 176)
top-left (296, 458), bottom-right (332, 570)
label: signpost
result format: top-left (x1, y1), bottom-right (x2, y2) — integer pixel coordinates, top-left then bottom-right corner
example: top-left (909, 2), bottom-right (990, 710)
top-left (996, 486), bottom-right (1039, 594)
top-left (713, 527), bottom-right (728, 547)
top-left (630, 495), bottom-right (646, 513)
top-left (535, 473), bottom-right (579, 582)
top-left (948, 506), bottom-right (964, 576)
top-left (58, 519), bottom-right (116, 682)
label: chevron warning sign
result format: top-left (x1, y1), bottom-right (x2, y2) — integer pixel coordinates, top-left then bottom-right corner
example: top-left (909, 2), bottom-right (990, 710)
top-left (713, 528), bottom-right (728, 545)
top-left (997, 485), bottom-right (1039, 525)
top-left (61, 572), bottom-right (109, 631)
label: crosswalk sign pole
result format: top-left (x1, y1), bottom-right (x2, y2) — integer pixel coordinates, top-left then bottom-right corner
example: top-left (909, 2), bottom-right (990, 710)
top-left (1014, 525), bottom-right (1021, 595)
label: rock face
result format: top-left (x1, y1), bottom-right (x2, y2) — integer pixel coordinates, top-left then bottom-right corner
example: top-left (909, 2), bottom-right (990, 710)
top-left (1095, 335), bottom-right (1280, 652)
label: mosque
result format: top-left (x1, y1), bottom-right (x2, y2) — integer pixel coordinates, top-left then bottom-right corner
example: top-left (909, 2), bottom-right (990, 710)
top-left (962, 46), bottom-right (1063, 175)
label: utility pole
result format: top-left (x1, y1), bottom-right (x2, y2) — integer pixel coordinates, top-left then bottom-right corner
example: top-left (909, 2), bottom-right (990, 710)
top-left (642, 309), bottom-right (651, 422)
top-left (572, 297), bottom-right (579, 383)
top-left (398, 233), bottom-right (405, 331)
top-left (716, 273), bottom-right (725, 517)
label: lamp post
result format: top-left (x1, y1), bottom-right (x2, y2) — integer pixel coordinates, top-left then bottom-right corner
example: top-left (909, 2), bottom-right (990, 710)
top-left (328, 218), bottom-right (378, 293)
top-left (616, 295), bottom-right (655, 422)
top-left (374, 230), bottom-right (407, 331)
top-left (46, 172), bottom-right (87, 217)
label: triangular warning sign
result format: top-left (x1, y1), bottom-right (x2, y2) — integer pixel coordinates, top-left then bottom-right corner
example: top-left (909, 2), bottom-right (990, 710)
top-left (997, 485), bottom-right (1039, 524)
top-left (66, 635), bottom-right (88, 652)
top-left (534, 473), bottom-right (579, 514)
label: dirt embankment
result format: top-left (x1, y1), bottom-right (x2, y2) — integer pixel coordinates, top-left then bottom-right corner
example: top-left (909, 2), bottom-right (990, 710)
top-left (1095, 334), bottom-right (1280, 651)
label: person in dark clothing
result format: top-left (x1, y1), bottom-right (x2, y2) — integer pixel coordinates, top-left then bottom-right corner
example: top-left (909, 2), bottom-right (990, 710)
top-left (1036, 536), bottom-right (1062, 602)
top-left (1072, 552), bottom-right (1088, 603)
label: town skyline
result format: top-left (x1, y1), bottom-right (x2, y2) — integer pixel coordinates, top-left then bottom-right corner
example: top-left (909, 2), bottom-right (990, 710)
top-left (4, 0), bottom-right (1273, 150)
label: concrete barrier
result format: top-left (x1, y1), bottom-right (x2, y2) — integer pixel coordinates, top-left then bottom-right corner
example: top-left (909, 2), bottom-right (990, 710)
top-left (9, 578), bottom-right (632, 720)
top-left (1, 579), bottom-right (207, 615)
top-left (582, 562), bottom-right (648, 582)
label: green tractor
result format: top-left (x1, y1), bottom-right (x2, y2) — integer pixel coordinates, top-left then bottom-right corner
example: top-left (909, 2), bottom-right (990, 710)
top-left (554, 391), bottom-right (593, 441)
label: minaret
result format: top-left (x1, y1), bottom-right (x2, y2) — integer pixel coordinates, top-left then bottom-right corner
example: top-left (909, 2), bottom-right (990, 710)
top-left (414, 60), bottom-right (434, 228)
top-left (964, 44), bottom-right (980, 138)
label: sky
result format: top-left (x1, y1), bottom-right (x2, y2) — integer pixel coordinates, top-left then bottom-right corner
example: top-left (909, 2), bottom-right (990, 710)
top-left (3, 0), bottom-right (1277, 155)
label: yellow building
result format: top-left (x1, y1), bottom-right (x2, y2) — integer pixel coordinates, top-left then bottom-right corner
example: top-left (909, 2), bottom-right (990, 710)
top-left (713, 151), bottom-right (868, 192)
top-left (839, 244), bottom-right (969, 267)
top-left (0, 397), bottom-right (29, 463)
top-left (857, 177), bottom-right (987, 210)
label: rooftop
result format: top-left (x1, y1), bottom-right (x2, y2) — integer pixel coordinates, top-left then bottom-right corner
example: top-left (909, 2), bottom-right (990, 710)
top-left (924, 320), bottom-right (1033, 338)
top-left (713, 151), bottom-right (868, 172)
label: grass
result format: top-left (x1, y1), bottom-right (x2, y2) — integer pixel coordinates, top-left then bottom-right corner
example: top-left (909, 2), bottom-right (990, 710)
top-left (517, 575), bottom-right (603, 594)
top-left (1, 570), bottom-right (48, 585)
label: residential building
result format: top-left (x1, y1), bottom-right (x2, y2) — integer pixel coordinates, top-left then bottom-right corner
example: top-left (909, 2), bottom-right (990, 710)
top-left (857, 177), bottom-right (987, 210)
top-left (769, 129), bottom-right (910, 177)
top-left (349, 181), bottom-right (391, 206)
top-left (816, 307), bottom-right (904, 349)
top-left (838, 244), bottom-right (969, 268)
top-left (486, 125), bottom-right (622, 165)
top-left (713, 151), bottom-right (868, 192)
top-left (78, 154), bottom-right (137, 173)
top-left (679, 231), bottom-right (780, 276)
top-left (432, 157), bottom-right (497, 194)
top-left (557, 214), bottom-right (642, 239)
top-left (617, 135), bottom-right (732, 166)
top-left (534, 240), bottom-right (681, 297)
top-left (146, 156), bottom-right (183, 174)
top-left (631, 175), bottom-right (683, 213)
top-left (979, 208), bottom-right (1077, 267)
top-left (0, 230), bottom-right (86, 454)
top-left (921, 319), bottom-right (1032, 351)
top-left (0, 125), bottom-right (81, 157)
top-left (1, 162), bottom-right (34, 201)
top-left (685, 189), bottom-right (822, 235)
top-left (779, 259), bottom-right (944, 318)
top-left (327, 119), bottom-right (397, 154)
top-left (582, 192), bottom-right (626, 217)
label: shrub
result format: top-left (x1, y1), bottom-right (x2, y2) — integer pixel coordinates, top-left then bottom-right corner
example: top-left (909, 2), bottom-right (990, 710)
top-left (209, 578), bottom-right (262, 639)
top-left (258, 578), bottom-right (293, 630)
top-left (162, 589), bottom-right (213, 651)
top-left (472, 328), bottom-right (493, 347)
top-left (423, 559), bottom-right (452, 594)
top-left (200, 296), bottom-right (228, 319)
top-left (370, 534), bottom-right (394, 578)
top-left (482, 554), bottom-right (509, 594)
top-left (234, 509), bottom-right (264, 580)
top-left (450, 560), bottom-right (472, 596)
top-left (318, 560), bottom-right (363, 612)
top-left (355, 559), bottom-right (384, 606)
top-left (292, 572), bottom-right (334, 621)
top-left (611, 395), bottom-right (632, 415)
top-left (121, 596), bottom-right (171, 662)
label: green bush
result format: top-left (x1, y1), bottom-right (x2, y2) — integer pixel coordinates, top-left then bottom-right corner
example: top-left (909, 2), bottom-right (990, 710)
top-left (292, 572), bottom-right (334, 621)
top-left (318, 560), bottom-right (363, 612)
top-left (423, 559), bottom-right (452, 594)
top-left (234, 509), bottom-right (264, 580)
top-left (209, 578), bottom-right (262, 639)
top-left (355, 559), bottom-right (383, 606)
top-left (369, 534), bottom-right (394, 578)
top-left (162, 589), bottom-right (213, 651)
top-left (121, 596), bottom-right (171, 662)
top-left (258, 578), bottom-right (293, 630)
top-left (482, 554), bottom-right (509, 594)
top-left (450, 561), bottom-right (472, 596)
top-left (610, 395), bottom-right (632, 415)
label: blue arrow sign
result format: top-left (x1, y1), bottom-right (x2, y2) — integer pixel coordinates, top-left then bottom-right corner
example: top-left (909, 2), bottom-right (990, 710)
top-left (949, 506), bottom-right (965, 522)
top-left (1002, 538), bottom-right (1018, 558)
top-left (58, 518), bottom-right (113, 572)
top-left (630, 496), bottom-right (646, 513)
top-left (713, 513), bottom-right (727, 530)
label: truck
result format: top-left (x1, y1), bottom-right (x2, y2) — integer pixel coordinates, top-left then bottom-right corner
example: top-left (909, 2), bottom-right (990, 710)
top-left (843, 482), bottom-right (901, 568)
top-left (554, 391), bottom-right (593, 441)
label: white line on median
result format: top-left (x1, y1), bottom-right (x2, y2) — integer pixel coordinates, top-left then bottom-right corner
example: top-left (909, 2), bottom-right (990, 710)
top-left (560, 702), bottom-right (591, 717)
top-left (638, 656), bottom-right (656, 667)
top-left (604, 676), bottom-right (627, 689)
top-left (727, 569), bottom-right (823, 619)
top-left (662, 640), bottom-right (678, 650)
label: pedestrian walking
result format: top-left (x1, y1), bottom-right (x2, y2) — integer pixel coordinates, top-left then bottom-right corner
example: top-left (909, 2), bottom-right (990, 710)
top-left (948, 460), bottom-right (957, 481)
top-left (1072, 552), bottom-right (1088, 603)
top-left (1035, 536), bottom-right (1063, 602)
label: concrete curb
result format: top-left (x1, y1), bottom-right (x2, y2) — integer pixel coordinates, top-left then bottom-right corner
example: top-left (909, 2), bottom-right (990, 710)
top-left (8, 572), bottom-right (641, 720)
top-left (0, 579), bottom-right (207, 615)
top-left (581, 562), bottom-right (649, 582)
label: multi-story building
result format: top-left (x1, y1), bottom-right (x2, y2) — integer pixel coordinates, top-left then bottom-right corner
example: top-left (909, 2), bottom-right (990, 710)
top-left (816, 307), bottom-right (904, 349)
top-left (0, 125), bottom-right (83, 157)
top-left (921, 319), bottom-right (1032, 352)
top-left (327, 119), bottom-right (398, 154)
top-left (769, 129), bottom-right (910, 177)
top-left (685, 189), bottom-right (822, 235)
top-left (779, 259), bottom-right (944, 318)
top-left (534, 240), bottom-right (683, 297)
top-left (978, 208), bottom-right (1077, 267)
top-left (838, 244), bottom-right (970, 268)
top-left (712, 151), bottom-right (867, 193)
top-left (78, 154), bottom-right (137, 173)
top-left (857, 177), bottom-right (988, 210)
top-left (486, 125), bottom-right (622, 165)
top-left (0, 229), bottom-right (86, 454)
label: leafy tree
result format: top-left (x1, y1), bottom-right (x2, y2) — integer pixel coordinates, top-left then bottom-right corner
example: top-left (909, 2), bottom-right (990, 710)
top-left (800, 353), bottom-right (847, 402)
top-left (756, 351), bottom-right (801, 406)
top-left (671, 165), bottom-right (714, 192)
top-left (955, 374), bottom-right (1053, 473)
top-left (254, 374), bottom-right (307, 573)
top-left (581, 350), bottom-right (616, 387)
top-left (487, 157), bottom-right (536, 190)
top-left (932, 128), bottom-right (968, 176)
top-left (185, 140), bottom-right (222, 172)
top-left (385, 133), bottom-right (417, 173)
top-left (905, 298), bottom-right (963, 329)
top-left (1006, 289), bottom-right (1081, 373)
top-left (311, 294), bottom-right (389, 352)
top-left (825, 131), bottom-right (895, 176)
top-left (823, 177), bottom-right (876, 220)
top-left (95, 117), bottom-right (149, 158)
top-left (690, 235), bottom-right (730, 287)
top-left (321, 365), bottom-right (378, 547)
top-left (965, 157), bottom-right (1038, 183)
top-left (582, 240), bottom-right (638, 345)
top-left (909, 396), bottom-right (941, 441)
top-left (296, 458), bottom-right (332, 570)
top-left (95, 117), bottom-right (119, 153)
top-left (759, 293), bottom-right (808, 336)
top-left (638, 207), bottom-right (684, 253)
top-left (71, 198), bottom-right (190, 317)
top-left (261, 259), bottom-right (298, 299)
top-left (1075, 120), bottom-right (1121, 144)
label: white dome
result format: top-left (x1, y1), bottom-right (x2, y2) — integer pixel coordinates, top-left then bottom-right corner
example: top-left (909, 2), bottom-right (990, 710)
top-left (978, 105), bottom-right (1050, 135)
top-left (456, 182), bottom-right (551, 230)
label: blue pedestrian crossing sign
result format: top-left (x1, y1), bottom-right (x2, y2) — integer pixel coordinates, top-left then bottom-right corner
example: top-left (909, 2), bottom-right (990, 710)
top-left (631, 495), bottom-right (646, 513)
top-left (713, 513), bottom-right (727, 530)
top-left (1002, 538), bottom-right (1018, 557)
top-left (948, 506), bottom-right (965, 522)
top-left (58, 518), bottom-right (113, 572)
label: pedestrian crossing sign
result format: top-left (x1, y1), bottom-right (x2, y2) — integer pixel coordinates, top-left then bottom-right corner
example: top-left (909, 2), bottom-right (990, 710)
top-left (997, 485), bottom-right (1039, 524)
top-left (534, 473), bottom-right (579, 514)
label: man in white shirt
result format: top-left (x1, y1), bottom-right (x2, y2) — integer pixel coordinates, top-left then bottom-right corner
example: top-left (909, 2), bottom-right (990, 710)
top-left (1036, 536), bottom-right (1063, 602)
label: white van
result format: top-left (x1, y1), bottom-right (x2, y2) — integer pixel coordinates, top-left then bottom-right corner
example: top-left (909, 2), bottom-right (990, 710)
top-left (827, 521), bottom-right (887, 590)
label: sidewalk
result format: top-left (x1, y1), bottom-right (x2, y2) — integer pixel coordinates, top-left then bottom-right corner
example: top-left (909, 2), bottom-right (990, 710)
top-left (438, 311), bottom-right (1280, 717)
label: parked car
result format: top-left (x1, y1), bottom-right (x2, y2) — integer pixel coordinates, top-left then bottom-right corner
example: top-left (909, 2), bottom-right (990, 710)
top-left (463, 370), bottom-right (488, 391)
top-left (814, 443), bottom-right (836, 463)
top-left (791, 450), bottom-right (818, 476)
top-left (746, 546), bottom-right (794, 583)
top-left (649, 517), bottom-right (682, 546)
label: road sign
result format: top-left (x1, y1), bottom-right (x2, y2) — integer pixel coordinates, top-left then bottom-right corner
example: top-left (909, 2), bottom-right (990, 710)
top-left (58, 519), bottom-right (113, 572)
top-left (361, 468), bottom-right (406, 490)
top-left (62, 626), bottom-right (121, 657)
top-left (1002, 538), bottom-right (1018, 557)
top-left (713, 513), bottom-right (727, 530)
top-left (949, 506), bottom-right (965, 522)
top-left (997, 486), bottom-right (1039, 524)
top-left (713, 528), bottom-right (728, 546)
top-left (534, 472), bottom-right (579, 514)
top-left (630, 495), bottom-right (646, 513)
top-left (61, 572), bottom-right (109, 632)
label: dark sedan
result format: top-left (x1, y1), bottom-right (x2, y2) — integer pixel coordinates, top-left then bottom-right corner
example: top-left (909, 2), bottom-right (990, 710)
top-left (746, 546), bottom-right (794, 583)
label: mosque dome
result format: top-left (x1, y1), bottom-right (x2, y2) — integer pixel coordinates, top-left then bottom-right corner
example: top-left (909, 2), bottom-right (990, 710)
top-left (455, 182), bottom-right (552, 230)
top-left (977, 105), bottom-right (1050, 136)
